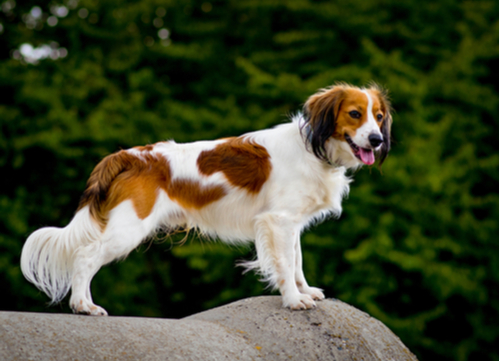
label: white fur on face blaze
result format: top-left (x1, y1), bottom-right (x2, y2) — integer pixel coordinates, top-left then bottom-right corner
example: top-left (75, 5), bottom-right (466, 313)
top-left (351, 90), bottom-right (383, 149)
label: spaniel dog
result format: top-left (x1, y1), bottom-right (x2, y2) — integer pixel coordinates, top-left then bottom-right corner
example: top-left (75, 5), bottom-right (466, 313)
top-left (21, 83), bottom-right (392, 315)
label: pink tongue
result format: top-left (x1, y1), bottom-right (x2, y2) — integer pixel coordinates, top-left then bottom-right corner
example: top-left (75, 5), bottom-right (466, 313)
top-left (359, 148), bottom-right (375, 165)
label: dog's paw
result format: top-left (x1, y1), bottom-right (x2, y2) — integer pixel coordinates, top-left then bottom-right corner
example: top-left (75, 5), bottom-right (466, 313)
top-left (283, 293), bottom-right (316, 310)
top-left (70, 299), bottom-right (108, 316)
top-left (300, 286), bottom-right (325, 301)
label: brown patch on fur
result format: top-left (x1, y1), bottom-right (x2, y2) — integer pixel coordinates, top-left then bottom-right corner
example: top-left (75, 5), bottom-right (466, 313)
top-left (366, 89), bottom-right (383, 115)
top-left (167, 179), bottom-right (226, 209)
top-left (103, 152), bottom-right (171, 220)
top-left (133, 144), bottom-right (155, 152)
top-left (78, 144), bottom-right (229, 229)
top-left (366, 87), bottom-right (392, 130)
top-left (78, 150), bottom-right (143, 229)
top-left (197, 137), bottom-right (272, 193)
top-left (332, 88), bottom-right (371, 140)
top-left (304, 84), bottom-right (349, 130)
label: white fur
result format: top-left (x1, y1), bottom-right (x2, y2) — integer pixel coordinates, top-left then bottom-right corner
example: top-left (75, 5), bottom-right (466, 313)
top-left (21, 113), bottom-right (362, 314)
top-left (20, 207), bottom-right (101, 307)
top-left (352, 90), bottom-right (383, 149)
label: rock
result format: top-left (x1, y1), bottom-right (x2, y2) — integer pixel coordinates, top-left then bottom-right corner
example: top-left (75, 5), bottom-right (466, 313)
top-left (188, 296), bottom-right (418, 361)
top-left (0, 296), bottom-right (418, 360)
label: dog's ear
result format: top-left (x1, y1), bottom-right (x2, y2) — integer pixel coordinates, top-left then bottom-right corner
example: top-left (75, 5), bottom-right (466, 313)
top-left (378, 111), bottom-right (392, 166)
top-left (372, 85), bottom-right (392, 166)
top-left (302, 85), bottom-right (346, 162)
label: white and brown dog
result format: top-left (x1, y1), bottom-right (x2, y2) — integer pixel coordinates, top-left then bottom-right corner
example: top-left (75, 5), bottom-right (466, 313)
top-left (21, 83), bottom-right (392, 315)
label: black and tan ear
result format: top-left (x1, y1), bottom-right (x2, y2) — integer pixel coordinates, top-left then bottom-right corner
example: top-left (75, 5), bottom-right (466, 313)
top-left (302, 85), bottom-right (346, 162)
top-left (371, 84), bottom-right (392, 166)
top-left (378, 110), bottom-right (392, 166)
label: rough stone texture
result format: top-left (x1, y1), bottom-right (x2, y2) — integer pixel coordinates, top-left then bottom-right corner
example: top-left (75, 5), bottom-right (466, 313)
top-left (0, 296), bottom-right (418, 361)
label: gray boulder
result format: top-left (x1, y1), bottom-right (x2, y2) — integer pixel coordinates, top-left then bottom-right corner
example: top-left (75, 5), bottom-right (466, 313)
top-left (0, 296), bottom-right (418, 360)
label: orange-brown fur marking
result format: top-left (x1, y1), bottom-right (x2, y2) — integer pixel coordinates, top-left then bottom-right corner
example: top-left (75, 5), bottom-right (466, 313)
top-left (133, 144), bottom-right (155, 152)
top-left (78, 149), bottom-right (171, 227)
top-left (104, 152), bottom-right (170, 220)
top-left (304, 86), bottom-right (347, 130)
top-left (78, 144), bottom-right (230, 228)
top-left (167, 179), bottom-right (226, 209)
top-left (78, 151), bottom-right (141, 228)
top-left (333, 89), bottom-right (371, 140)
top-left (367, 88), bottom-right (391, 126)
top-left (197, 137), bottom-right (272, 194)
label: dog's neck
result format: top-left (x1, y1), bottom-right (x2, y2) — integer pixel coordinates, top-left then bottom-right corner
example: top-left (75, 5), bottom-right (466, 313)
top-left (301, 122), bottom-right (355, 169)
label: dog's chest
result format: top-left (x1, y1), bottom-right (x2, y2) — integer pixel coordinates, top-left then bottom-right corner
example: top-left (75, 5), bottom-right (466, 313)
top-left (297, 167), bottom-right (351, 219)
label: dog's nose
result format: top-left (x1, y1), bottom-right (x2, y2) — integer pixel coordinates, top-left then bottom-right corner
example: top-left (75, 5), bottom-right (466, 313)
top-left (368, 133), bottom-right (383, 148)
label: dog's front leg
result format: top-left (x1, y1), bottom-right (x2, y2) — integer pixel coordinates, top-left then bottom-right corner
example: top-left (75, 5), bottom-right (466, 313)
top-left (294, 233), bottom-right (325, 301)
top-left (254, 213), bottom-right (316, 310)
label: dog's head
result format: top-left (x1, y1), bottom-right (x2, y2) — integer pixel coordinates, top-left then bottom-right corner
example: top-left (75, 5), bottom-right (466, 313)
top-left (303, 83), bottom-right (392, 167)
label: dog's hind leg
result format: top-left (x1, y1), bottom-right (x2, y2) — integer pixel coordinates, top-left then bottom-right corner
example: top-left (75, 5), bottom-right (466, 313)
top-left (69, 201), bottom-right (154, 316)
top-left (69, 241), bottom-right (111, 316)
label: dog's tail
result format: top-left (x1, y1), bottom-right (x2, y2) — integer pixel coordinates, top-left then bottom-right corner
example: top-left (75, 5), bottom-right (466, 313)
top-left (20, 151), bottom-right (135, 304)
top-left (20, 207), bottom-right (101, 304)
top-left (77, 150), bottom-right (137, 229)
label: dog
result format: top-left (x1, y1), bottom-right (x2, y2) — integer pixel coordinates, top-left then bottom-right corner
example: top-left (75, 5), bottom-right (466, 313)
top-left (21, 83), bottom-right (392, 315)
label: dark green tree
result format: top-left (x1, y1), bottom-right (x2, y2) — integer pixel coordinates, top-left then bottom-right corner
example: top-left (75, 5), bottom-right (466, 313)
top-left (0, 1), bottom-right (497, 360)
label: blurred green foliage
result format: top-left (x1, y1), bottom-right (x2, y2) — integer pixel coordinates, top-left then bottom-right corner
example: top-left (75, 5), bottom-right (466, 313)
top-left (0, 0), bottom-right (497, 360)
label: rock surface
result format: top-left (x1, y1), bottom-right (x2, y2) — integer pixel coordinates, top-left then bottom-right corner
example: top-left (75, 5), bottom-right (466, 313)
top-left (0, 296), bottom-right (418, 360)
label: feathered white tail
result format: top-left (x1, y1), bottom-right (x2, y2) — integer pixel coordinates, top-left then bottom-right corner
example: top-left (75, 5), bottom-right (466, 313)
top-left (20, 207), bottom-right (101, 304)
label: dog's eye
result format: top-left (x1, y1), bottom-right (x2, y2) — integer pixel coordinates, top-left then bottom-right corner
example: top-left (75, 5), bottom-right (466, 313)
top-left (349, 111), bottom-right (361, 119)
top-left (376, 114), bottom-right (383, 121)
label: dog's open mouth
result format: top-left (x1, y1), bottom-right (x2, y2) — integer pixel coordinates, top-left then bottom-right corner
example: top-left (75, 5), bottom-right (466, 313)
top-left (345, 134), bottom-right (375, 165)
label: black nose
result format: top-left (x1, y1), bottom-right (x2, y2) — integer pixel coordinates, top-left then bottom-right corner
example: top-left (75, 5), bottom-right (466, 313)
top-left (368, 133), bottom-right (383, 148)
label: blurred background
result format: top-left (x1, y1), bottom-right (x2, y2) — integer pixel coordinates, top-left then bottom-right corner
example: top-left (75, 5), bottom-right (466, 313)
top-left (0, 0), bottom-right (497, 360)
